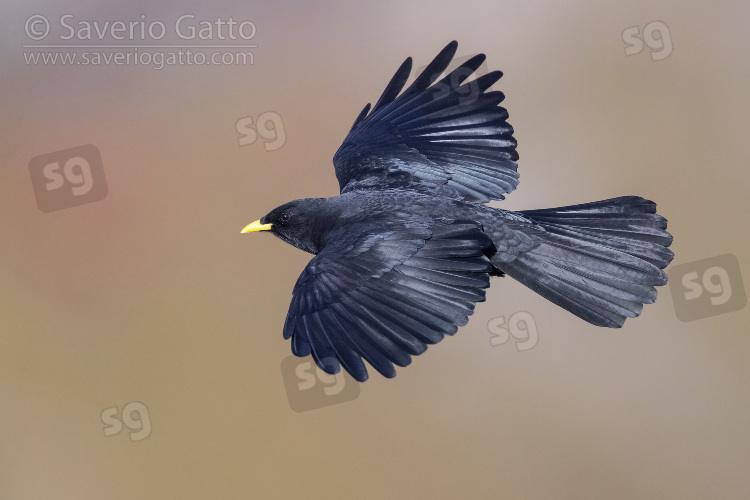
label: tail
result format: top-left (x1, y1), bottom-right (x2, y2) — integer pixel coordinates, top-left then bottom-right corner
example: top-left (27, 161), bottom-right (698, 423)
top-left (496, 196), bottom-right (674, 328)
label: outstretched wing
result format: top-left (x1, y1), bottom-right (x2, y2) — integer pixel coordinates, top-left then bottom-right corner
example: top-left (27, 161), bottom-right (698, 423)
top-left (283, 220), bottom-right (494, 381)
top-left (333, 41), bottom-right (519, 204)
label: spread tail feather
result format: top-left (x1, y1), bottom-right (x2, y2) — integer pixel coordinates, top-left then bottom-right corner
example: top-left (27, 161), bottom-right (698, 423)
top-left (496, 196), bottom-right (674, 327)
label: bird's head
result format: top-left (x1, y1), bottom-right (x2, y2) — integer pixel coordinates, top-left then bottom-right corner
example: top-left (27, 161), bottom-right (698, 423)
top-left (241, 198), bottom-right (339, 254)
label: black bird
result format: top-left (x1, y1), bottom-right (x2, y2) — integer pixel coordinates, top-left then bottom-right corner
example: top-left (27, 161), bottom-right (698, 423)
top-left (242, 41), bottom-right (674, 382)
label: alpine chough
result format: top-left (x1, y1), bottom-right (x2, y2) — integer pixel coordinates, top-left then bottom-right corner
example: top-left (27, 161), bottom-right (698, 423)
top-left (242, 41), bottom-right (674, 382)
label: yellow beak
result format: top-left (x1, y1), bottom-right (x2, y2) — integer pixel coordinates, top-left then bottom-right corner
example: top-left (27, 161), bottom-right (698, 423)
top-left (241, 220), bottom-right (273, 233)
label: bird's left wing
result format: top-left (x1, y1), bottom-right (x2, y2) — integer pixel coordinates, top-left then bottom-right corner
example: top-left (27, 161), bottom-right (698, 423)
top-left (333, 41), bottom-right (519, 203)
top-left (283, 220), bottom-right (494, 381)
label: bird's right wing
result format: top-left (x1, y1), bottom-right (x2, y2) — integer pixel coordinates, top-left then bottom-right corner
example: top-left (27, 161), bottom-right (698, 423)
top-left (283, 219), bottom-right (494, 381)
top-left (333, 41), bottom-right (519, 203)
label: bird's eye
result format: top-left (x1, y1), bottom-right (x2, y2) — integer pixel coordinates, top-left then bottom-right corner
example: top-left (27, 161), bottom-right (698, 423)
top-left (279, 212), bottom-right (290, 223)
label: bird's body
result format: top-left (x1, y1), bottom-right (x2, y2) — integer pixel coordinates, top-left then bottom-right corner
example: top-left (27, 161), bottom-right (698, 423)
top-left (242, 41), bottom-right (674, 382)
top-left (279, 188), bottom-right (527, 255)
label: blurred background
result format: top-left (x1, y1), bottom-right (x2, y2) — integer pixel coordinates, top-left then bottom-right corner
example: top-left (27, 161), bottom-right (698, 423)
top-left (1, 0), bottom-right (749, 498)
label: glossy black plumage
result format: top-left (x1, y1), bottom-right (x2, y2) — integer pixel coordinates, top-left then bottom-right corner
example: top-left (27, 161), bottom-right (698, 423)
top-left (333, 40), bottom-right (519, 202)
top-left (246, 41), bottom-right (674, 382)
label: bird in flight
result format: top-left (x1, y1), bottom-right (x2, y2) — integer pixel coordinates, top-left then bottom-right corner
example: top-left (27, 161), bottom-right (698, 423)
top-left (241, 41), bottom-right (674, 382)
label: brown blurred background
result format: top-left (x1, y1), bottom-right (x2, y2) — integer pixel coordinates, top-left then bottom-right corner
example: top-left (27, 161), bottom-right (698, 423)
top-left (1, 0), bottom-right (749, 498)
